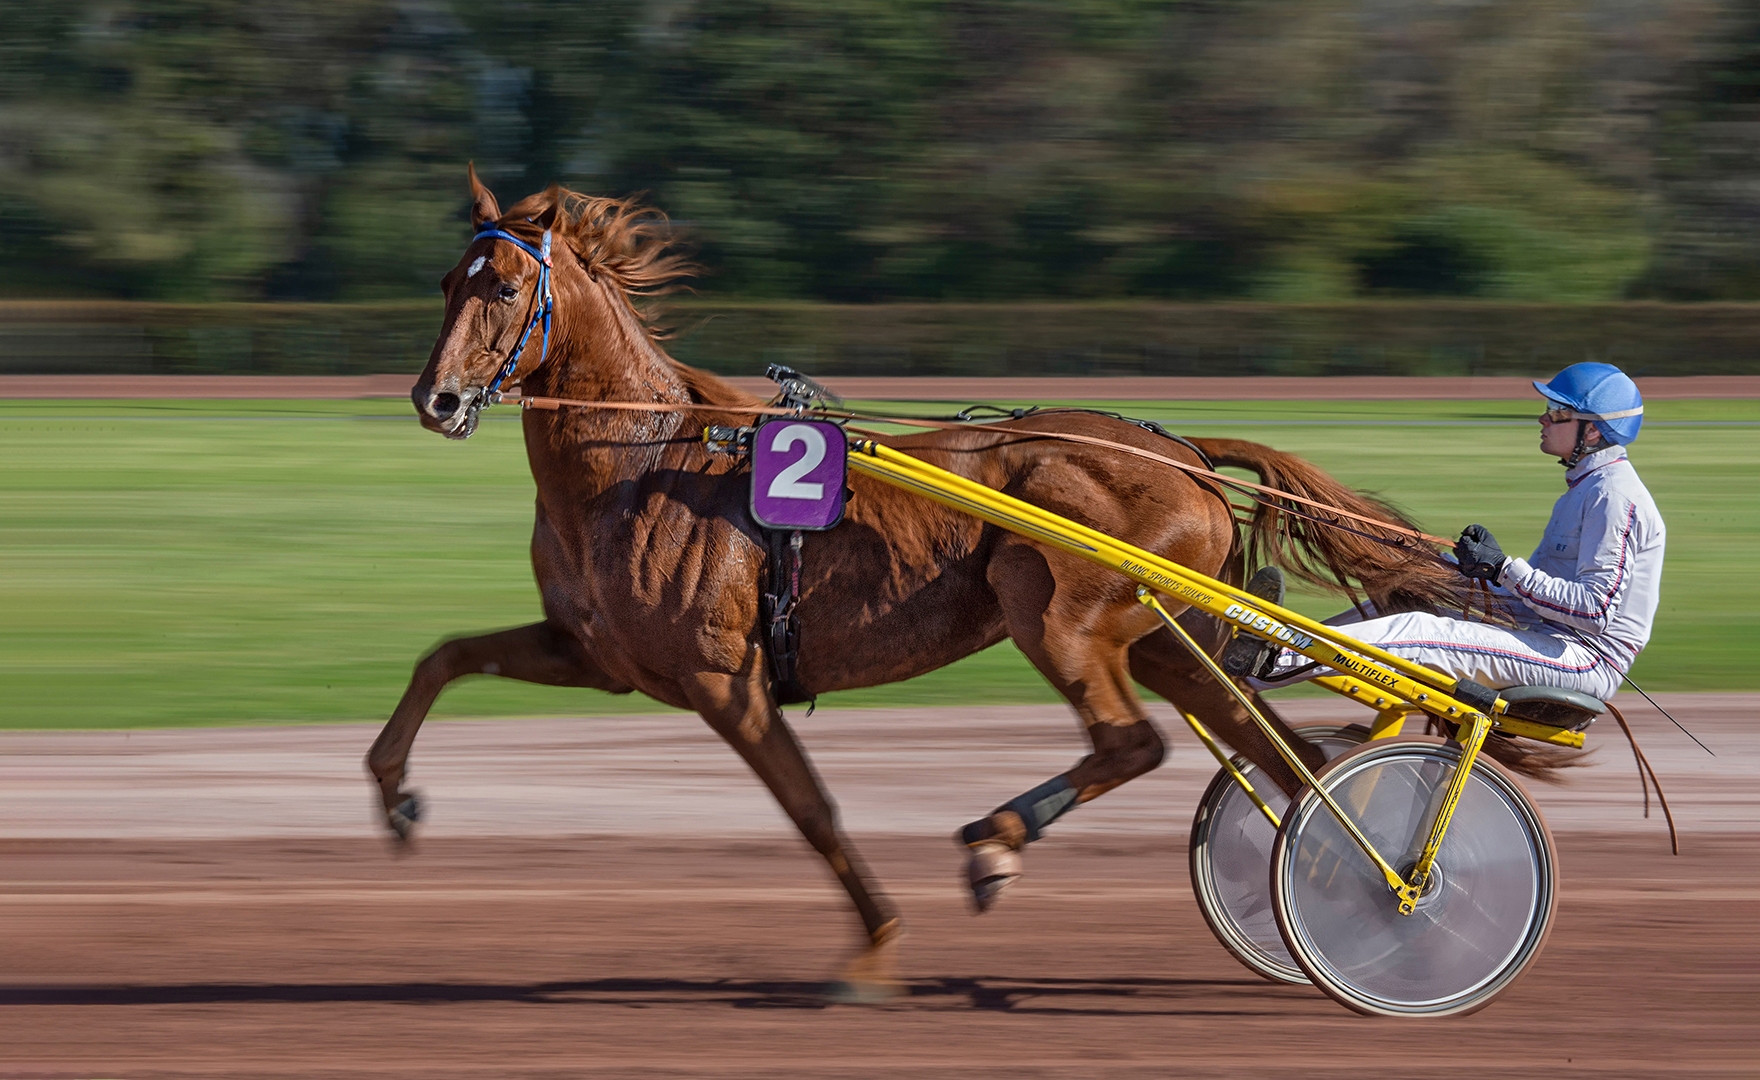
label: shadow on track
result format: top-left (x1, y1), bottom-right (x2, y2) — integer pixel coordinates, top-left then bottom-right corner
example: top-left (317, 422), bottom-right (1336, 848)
top-left (0, 975), bottom-right (1300, 1017)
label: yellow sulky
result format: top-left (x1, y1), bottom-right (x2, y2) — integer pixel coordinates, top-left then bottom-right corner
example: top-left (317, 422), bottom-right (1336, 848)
top-left (846, 438), bottom-right (1582, 914)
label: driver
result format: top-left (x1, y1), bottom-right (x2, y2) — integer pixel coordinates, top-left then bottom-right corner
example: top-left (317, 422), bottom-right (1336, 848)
top-left (1226, 362), bottom-right (1665, 702)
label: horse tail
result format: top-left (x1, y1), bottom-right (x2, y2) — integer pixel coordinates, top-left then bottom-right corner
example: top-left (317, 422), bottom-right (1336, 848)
top-left (1478, 731), bottom-right (1590, 783)
top-left (1192, 437), bottom-right (1582, 782)
top-left (1187, 437), bottom-right (1472, 616)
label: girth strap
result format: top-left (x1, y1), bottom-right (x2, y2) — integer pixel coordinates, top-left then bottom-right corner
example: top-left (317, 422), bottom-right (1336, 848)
top-left (763, 528), bottom-right (815, 711)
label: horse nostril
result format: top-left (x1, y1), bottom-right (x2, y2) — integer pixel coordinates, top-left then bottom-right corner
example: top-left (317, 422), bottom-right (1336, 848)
top-left (431, 392), bottom-right (460, 420)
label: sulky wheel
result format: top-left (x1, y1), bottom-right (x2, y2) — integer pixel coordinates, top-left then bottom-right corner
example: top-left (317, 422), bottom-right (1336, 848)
top-left (1270, 736), bottom-right (1558, 1017)
top-left (1189, 724), bottom-right (1368, 984)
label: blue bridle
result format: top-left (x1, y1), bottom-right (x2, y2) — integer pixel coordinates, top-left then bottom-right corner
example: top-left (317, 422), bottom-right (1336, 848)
top-left (470, 225), bottom-right (554, 397)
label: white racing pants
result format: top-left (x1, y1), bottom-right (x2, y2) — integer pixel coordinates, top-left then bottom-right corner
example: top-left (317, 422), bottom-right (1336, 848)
top-left (1251, 608), bottom-right (1624, 703)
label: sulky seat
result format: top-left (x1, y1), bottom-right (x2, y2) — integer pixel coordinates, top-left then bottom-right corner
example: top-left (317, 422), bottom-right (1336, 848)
top-left (1498, 685), bottom-right (1606, 731)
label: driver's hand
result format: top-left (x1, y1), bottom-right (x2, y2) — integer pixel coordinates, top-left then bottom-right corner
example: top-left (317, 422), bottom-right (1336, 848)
top-left (1454, 524), bottom-right (1508, 582)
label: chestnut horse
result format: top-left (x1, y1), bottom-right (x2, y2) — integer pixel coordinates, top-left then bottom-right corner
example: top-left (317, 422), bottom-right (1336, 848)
top-left (368, 167), bottom-right (1475, 998)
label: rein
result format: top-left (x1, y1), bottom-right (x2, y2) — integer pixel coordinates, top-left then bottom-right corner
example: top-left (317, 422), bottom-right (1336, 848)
top-left (840, 418), bottom-right (1454, 555)
top-left (452, 234), bottom-right (1448, 554)
top-left (504, 391), bottom-right (1455, 551)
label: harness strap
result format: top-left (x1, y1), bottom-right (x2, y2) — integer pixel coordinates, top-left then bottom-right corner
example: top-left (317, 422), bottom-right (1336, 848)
top-left (951, 404), bottom-right (1216, 471)
top-left (763, 528), bottom-right (815, 711)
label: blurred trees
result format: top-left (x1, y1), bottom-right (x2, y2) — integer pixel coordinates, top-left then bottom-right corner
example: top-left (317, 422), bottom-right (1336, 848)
top-left (0, 1), bottom-right (484, 300)
top-left (0, 0), bottom-right (1749, 302)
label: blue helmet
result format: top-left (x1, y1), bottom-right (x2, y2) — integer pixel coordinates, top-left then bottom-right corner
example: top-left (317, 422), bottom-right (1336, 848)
top-left (1533, 362), bottom-right (1644, 445)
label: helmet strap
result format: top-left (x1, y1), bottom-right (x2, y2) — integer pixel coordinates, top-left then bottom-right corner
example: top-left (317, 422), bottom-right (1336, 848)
top-left (1561, 419), bottom-right (1594, 468)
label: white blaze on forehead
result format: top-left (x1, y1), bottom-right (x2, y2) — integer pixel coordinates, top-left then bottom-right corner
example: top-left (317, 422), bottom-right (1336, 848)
top-left (467, 255), bottom-right (488, 278)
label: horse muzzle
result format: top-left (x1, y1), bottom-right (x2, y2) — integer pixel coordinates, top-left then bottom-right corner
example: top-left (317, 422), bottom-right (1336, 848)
top-left (413, 383), bottom-right (484, 440)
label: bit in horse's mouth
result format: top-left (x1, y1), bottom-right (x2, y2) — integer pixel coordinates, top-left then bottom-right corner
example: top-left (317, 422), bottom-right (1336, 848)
top-left (443, 396), bottom-right (482, 440)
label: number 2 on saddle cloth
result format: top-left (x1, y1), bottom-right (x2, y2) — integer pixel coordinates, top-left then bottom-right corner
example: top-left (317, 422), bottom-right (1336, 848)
top-left (749, 419), bottom-right (849, 711)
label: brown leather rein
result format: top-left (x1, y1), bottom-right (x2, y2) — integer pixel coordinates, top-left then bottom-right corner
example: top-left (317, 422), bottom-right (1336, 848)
top-left (507, 392), bottom-right (1455, 550)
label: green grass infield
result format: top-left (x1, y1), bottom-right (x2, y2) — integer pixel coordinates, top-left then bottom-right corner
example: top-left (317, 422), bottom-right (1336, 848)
top-left (2, 396), bottom-right (1754, 729)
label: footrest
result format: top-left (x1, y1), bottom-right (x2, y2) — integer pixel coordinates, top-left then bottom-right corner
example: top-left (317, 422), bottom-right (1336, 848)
top-left (1498, 685), bottom-right (1606, 731)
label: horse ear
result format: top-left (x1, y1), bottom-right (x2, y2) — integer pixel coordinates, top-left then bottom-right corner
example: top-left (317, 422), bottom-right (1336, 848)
top-left (467, 162), bottom-right (501, 230)
top-left (531, 184), bottom-right (564, 229)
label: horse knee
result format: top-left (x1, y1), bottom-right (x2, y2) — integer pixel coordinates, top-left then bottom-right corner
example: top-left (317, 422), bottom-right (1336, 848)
top-left (1130, 721), bottom-right (1167, 775)
top-left (412, 639), bottom-right (462, 685)
top-left (413, 634), bottom-right (500, 691)
top-left (1102, 719), bottom-right (1166, 778)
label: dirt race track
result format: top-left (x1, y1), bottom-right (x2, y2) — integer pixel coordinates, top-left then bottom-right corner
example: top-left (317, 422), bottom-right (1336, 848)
top-left (2, 696), bottom-right (1756, 1079)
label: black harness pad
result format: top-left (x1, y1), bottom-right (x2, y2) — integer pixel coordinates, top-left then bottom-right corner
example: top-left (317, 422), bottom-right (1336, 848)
top-left (762, 527), bottom-right (815, 710)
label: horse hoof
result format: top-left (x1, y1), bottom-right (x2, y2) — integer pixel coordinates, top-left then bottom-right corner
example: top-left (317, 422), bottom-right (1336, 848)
top-left (827, 918), bottom-right (905, 1003)
top-left (965, 840), bottom-right (1023, 913)
top-left (387, 792), bottom-right (423, 842)
top-left (825, 977), bottom-right (906, 1004)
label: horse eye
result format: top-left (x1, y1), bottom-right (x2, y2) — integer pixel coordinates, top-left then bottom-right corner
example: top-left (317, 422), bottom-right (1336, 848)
top-left (497, 284), bottom-right (519, 302)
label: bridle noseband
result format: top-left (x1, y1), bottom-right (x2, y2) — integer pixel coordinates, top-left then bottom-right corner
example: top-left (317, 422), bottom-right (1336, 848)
top-left (470, 225), bottom-right (554, 397)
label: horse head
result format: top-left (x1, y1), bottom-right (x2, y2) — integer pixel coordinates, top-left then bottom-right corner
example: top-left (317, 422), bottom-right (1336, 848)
top-left (412, 165), bottom-right (694, 439)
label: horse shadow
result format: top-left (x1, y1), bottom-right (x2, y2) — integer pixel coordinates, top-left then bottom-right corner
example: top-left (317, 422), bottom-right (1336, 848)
top-left (0, 974), bottom-right (1303, 1017)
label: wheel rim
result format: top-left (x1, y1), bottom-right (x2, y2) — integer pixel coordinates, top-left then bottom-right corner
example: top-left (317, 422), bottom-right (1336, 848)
top-left (1189, 725), bottom-right (1366, 984)
top-left (1272, 738), bottom-right (1556, 1017)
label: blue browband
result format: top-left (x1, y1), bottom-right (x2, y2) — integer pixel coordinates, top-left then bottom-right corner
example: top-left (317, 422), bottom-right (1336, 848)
top-left (471, 225), bottom-right (554, 397)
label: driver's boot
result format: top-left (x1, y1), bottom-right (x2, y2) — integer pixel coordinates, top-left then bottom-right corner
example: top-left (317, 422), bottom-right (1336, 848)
top-left (1220, 566), bottom-right (1286, 678)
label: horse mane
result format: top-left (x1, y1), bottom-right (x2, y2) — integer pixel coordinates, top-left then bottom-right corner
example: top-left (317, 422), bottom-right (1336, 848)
top-left (491, 185), bottom-right (700, 341)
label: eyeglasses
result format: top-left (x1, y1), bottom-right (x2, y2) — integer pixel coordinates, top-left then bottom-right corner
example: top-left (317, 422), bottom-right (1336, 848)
top-left (1540, 407), bottom-right (1579, 425)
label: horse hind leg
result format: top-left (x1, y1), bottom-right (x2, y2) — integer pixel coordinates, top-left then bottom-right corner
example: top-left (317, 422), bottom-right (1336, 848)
top-left (1126, 611), bottom-right (1325, 798)
top-left (364, 620), bottom-right (628, 842)
top-left (962, 542), bottom-right (1167, 911)
top-left (959, 714), bottom-right (1166, 911)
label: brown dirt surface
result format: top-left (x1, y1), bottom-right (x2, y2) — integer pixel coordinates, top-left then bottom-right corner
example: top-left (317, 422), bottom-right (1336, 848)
top-left (4, 373), bottom-right (1759, 400)
top-left (2, 695), bottom-right (1755, 1078)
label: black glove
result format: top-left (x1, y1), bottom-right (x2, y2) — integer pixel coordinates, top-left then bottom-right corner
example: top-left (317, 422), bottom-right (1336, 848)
top-left (1454, 524), bottom-right (1507, 582)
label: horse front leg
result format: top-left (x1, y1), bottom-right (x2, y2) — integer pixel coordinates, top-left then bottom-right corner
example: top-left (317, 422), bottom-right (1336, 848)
top-left (685, 672), bottom-right (904, 1002)
top-left (365, 620), bottom-right (628, 840)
